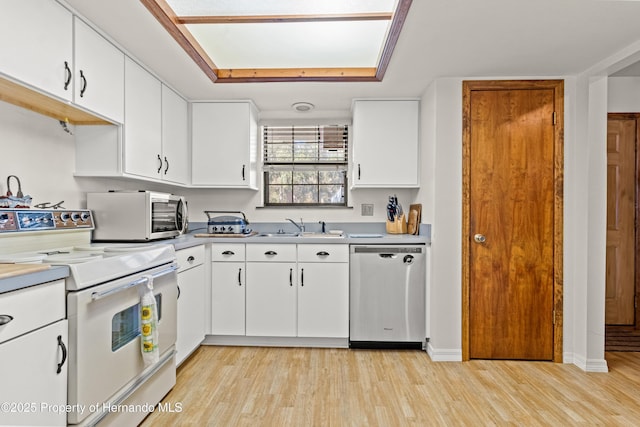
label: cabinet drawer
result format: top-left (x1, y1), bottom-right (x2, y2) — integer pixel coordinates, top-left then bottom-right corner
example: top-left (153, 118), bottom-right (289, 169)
top-left (176, 245), bottom-right (205, 272)
top-left (212, 243), bottom-right (246, 262)
top-left (246, 244), bottom-right (296, 262)
top-left (297, 244), bottom-right (349, 263)
top-left (0, 280), bottom-right (65, 345)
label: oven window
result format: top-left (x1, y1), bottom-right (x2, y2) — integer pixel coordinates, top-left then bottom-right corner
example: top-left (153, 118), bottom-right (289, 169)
top-left (152, 200), bottom-right (180, 233)
top-left (112, 294), bottom-right (163, 351)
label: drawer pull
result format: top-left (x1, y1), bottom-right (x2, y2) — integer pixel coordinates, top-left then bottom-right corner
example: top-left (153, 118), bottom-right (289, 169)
top-left (187, 255), bottom-right (195, 262)
top-left (316, 251), bottom-right (330, 257)
top-left (238, 268), bottom-right (243, 286)
top-left (57, 335), bottom-right (67, 374)
top-left (265, 251), bottom-right (278, 256)
top-left (0, 314), bottom-right (13, 326)
top-left (222, 250), bottom-right (235, 255)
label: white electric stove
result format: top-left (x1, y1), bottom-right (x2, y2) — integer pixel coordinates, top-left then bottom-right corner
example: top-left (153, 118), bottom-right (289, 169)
top-left (0, 208), bottom-right (178, 426)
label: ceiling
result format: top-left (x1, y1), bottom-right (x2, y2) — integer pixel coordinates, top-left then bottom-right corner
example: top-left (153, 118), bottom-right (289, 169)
top-left (64, 0), bottom-right (640, 117)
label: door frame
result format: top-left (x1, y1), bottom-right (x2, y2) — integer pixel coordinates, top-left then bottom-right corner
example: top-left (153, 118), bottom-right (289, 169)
top-left (606, 113), bottom-right (640, 330)
top-left (461, 79), bottom-right (564, 362)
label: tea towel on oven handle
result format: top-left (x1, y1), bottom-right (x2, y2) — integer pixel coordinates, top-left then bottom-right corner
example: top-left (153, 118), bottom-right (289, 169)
top-left (140, 275), bottom-right (159, 366)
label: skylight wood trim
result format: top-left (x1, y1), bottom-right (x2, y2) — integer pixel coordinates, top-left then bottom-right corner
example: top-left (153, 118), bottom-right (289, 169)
top-left (140, 0), bottom-right (413, 83)
top-left (176, 13), bottom-right (393, 25)
top-left (140, 0), bottom-right (220, 81)
top-left (376, 0), bottom-right (412, 80)
top-left (216, 67), bottom-right (378, 83)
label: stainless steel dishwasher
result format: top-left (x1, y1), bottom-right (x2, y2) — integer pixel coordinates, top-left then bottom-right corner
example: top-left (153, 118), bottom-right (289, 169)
top-left (349, 245), bottom-right (426, 349)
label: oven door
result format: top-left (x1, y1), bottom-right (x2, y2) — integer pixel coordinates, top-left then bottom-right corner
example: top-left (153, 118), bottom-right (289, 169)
top-left (66, 262), bottom-right (177, 425)
top-left (150, 194), bottom-right (188, 239)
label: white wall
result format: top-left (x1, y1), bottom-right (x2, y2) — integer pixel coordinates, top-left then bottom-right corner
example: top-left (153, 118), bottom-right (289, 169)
top-left (608, 77), bottom-right (640, 112)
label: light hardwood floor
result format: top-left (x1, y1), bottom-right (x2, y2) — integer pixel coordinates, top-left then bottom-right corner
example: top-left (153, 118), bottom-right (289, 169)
top-left (141, 347), bottom-right (640, 426)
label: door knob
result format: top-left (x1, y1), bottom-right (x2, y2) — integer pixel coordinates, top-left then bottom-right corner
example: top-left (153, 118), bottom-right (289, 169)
top-left (473, 234), bottom-right (486, 243)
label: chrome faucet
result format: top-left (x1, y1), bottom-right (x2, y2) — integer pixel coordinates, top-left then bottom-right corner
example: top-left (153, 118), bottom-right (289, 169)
top-left (286, 218), bottom-right (305, 233)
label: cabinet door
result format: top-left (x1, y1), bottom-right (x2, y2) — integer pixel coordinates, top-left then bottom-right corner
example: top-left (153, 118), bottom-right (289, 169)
top-left (0, 0), bottom-right (73, 101)
top-left (352, 100), bottom-right (419, 187)
top-left (0, 320), bottom-right (68, 427)
top-left (298, 263), bottom-right (349, 338)
top-left (124, 57), bottom-right (162, 178)
top-left (73, 17), bottom-right (124, 123)
top-left (191, 102), bottom-right (256, 188)
top-left (161, 85), bottom-right (189, 184)
top-left (176, 264), bottom-right (205, 365)
top-left (246, 262), bottom-right (297, 336)
top-left (211, 262), bottom-right (246, 335)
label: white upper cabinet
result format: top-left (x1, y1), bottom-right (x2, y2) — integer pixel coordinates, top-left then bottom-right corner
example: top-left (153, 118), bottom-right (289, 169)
top-left (191, 102), bottom-right (258, 189)
top-left (124, 57), bottom-right (162, 179)
top-left (73, 17), bottom-right (124, 123)
top-left (351, 99), bottom-right (420, 188)
top-left (161, 85), bottom-right (189, 184)
top-left (0, 0), bottom-right (73, 102)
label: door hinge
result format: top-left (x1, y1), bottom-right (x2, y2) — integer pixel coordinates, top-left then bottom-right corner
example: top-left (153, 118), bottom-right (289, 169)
top-left (553, 310), bottom-right (556, 325)
top-left (552, 111), bottom-right (557, 125)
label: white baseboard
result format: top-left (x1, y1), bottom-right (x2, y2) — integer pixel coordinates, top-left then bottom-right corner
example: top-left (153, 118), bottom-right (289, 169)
top-left (569, 353), bottom-right (609, 372)
top-left (426, 343), bottom-right (462, 361)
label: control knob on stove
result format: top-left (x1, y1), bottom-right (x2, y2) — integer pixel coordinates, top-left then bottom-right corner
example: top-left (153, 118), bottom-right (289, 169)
top-left (81, 212), bottom-right (91, 222)
top-left (60, 212), bottom-right (71, 222)
top-left (71, 212), bottom-right (81, 223)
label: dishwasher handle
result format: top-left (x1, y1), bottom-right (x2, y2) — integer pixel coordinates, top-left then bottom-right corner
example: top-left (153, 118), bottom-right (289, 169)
top-left (379, 254), bottom-right (397, 259)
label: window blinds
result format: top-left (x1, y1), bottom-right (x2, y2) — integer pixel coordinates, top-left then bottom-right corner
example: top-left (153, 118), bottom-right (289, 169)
top-left (263, 125), bottom-right (349, 171)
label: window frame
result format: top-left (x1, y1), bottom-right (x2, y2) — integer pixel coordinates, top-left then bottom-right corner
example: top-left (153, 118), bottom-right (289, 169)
top-left (261, 123), bottom-right (350, 208)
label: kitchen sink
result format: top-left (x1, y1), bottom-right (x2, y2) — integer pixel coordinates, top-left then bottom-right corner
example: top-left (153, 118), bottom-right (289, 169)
top-left (300, 232), bottom-right (344, 238)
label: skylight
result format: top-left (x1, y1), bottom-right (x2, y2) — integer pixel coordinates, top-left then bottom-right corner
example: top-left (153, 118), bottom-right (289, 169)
top-left (140, 0), bottom-right (412, 83)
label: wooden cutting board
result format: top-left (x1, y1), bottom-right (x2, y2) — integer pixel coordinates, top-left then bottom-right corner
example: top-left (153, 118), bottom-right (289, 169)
top-left (407, 203), bottom-right (422, 235)
top-left (0, 263), bottom-right (51, 279)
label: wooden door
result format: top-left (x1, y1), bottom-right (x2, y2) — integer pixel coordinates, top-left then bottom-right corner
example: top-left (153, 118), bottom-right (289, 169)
top-left (462, 80), bottom-right (564, 361)
top-left (606, 115), bottom-right (637, 325)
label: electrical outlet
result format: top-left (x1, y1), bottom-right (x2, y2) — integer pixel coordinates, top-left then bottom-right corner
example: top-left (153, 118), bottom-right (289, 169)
top-left (361, 203), bottom-right (374, 216)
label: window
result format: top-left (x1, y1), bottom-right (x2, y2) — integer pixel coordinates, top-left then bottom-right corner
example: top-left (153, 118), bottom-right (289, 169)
top-left (263, 125), bottom-right (348, 206)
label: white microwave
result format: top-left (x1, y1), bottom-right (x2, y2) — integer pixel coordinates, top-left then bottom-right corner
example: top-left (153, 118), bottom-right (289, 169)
top-left (87, 191), bottom-right (188, 241)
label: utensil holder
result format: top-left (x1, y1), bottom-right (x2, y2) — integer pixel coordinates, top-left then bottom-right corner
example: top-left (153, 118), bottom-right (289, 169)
top-left (386, 214), bottom-right (407, 234)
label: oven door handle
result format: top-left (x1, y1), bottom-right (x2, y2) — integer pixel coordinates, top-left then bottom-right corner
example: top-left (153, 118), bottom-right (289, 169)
top-left (91, 263), bottom-right (178, 301)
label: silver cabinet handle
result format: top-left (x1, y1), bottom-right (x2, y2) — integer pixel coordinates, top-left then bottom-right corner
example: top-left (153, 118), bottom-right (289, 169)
top-left (238, 267), bottom-right (242, 286)
top-left (300, 268), bottom-right (304, 286)
top-left (474, 234), bottom-right (486, 243)
top-left (0, 314), bottom-right (13, 326)
top-left (222, 250), bottom-right (235, 255)
top-left (265, 250), bottom-right (277, 256)
top-left (187, 255), bottom-right (195, 263)
top-left (289, 268), bottom-right (293, 286)
top-left (157, 154), bottom-right (163, 173)
top-left (316, 251), bottom-right (330, 257)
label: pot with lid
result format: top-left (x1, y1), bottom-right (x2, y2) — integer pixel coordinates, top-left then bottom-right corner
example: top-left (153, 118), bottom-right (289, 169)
top-left (205, 211), bottom-right (250, 234)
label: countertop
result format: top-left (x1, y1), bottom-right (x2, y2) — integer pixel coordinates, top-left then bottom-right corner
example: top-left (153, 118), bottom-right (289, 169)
top-left (0, 222), bottom-right (430, 293)
top-left (0, 265), bottom-right (70, 294)
top-left (172, 222), bottom-right (431, 251)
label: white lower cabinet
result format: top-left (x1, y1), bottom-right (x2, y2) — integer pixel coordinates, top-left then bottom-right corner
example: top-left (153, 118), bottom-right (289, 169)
top-left (240, 243), bottom-right (348, 339)
top-left (0, 280), bottom-right (67, 427)
top-left (297, 245), bottom-right (349, 338)
top-left (245, 244), bottom-right (297, 337)
top-left (176, 245), bottom-right (205, 365)
top-left (211, 244), bottom-right (246, 335)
